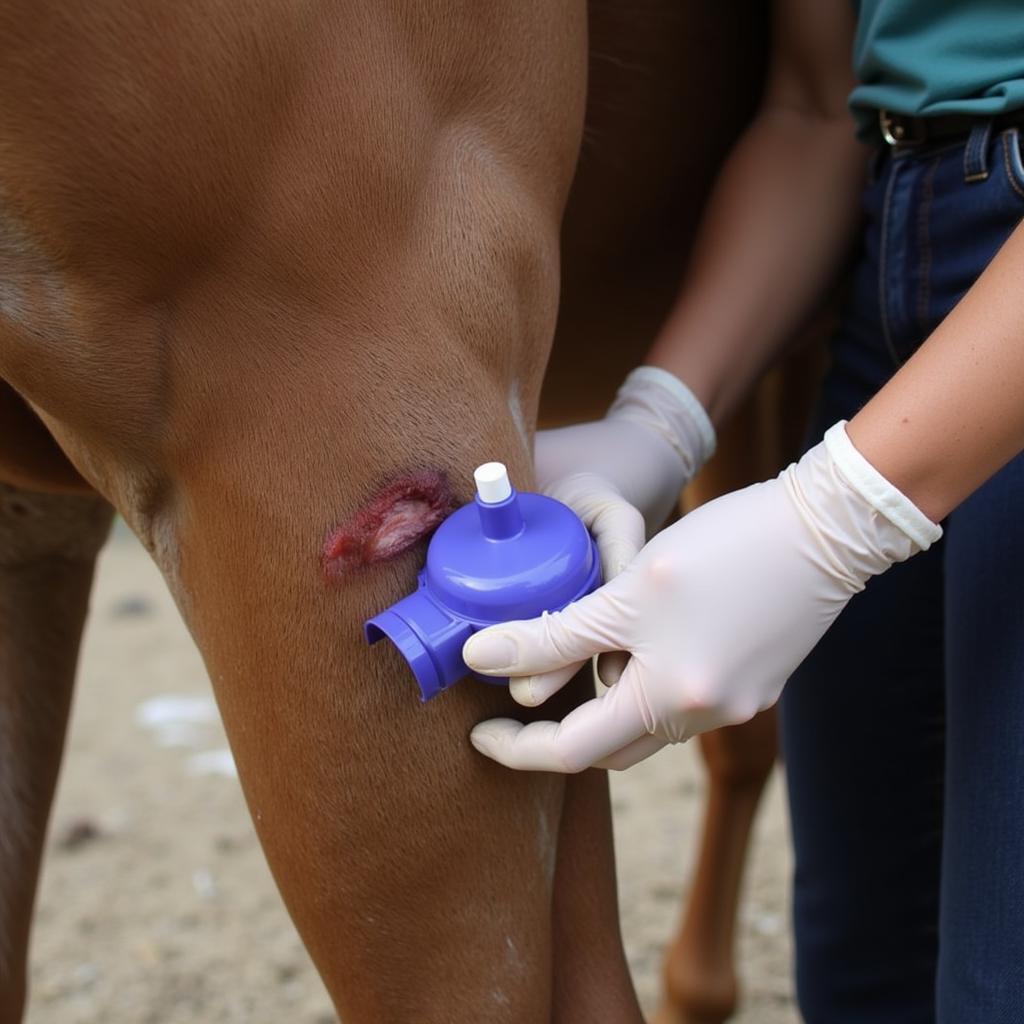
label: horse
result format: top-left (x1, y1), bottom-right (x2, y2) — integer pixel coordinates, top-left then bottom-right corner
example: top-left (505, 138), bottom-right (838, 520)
top-left (0, 2), bottom-right (787, 1020)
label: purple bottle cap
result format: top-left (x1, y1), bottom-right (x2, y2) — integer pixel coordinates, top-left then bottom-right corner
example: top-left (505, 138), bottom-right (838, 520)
top-left (365, 462), bottom-right (601, 700)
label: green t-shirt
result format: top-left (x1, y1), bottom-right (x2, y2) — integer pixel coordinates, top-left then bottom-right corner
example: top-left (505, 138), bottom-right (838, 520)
top-left (849, 1), bottom-right (1024, 138)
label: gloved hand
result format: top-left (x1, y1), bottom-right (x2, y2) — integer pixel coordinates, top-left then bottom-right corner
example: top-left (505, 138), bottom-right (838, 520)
top-left (466, 422), bottom-right (942, 773)
top-left (535, 366), bottom-right (716, 582)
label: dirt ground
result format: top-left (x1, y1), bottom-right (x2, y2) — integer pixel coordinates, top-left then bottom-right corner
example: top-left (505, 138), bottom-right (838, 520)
top-left (26, 526), bottom-right (798, 1023)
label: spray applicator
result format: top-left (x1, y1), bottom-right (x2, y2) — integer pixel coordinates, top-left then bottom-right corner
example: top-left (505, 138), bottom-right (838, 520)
top-left (365, 462), bottom-right (601, 701)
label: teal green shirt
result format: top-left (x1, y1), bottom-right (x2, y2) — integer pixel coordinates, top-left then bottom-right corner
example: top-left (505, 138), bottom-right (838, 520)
top-left (850, 1), bottom-right (1024, 138)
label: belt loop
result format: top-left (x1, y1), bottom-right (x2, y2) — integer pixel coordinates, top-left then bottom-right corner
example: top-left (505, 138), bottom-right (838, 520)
top-left (963, 119), bottom-right (993, 182)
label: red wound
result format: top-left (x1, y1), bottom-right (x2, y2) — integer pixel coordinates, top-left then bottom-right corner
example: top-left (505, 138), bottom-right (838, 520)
top-left (322, 470), bottom-right (457, 579)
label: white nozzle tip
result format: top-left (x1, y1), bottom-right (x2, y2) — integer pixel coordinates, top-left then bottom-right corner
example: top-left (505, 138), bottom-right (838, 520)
top-left (474, 462), bottom-right (512, 503)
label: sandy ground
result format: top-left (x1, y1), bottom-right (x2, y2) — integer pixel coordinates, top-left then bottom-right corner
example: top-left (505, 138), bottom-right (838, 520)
top-left (26, 526), bottom-right (798, 1023)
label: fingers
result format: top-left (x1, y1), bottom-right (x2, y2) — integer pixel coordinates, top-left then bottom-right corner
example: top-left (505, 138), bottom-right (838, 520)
top-left (593, 734), bottom-right (667, 771)
top-left (469, 670), bottom-right (649, 773)
top-left (587, 498), bottom-right (646, 581)
top-left (540, 474), bottom-right (645, 582)
top-left (509, 660), bottom-right (588, 707)
top-left (463, 582), bottom-right (629, 678)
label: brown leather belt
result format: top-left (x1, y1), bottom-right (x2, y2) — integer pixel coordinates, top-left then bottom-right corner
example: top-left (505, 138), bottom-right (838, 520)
top-left (878, 108), bottom-right (1024, 148)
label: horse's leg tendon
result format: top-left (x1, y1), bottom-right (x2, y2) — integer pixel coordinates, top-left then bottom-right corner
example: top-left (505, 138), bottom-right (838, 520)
top-left (0, 483), bottom-right (112, 1022)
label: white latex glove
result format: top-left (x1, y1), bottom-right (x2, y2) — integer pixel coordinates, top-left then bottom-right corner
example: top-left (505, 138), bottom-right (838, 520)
top-left (466, 422), bottom-right (942, 773)
top-left (535, 366), bottom-right (716, 582)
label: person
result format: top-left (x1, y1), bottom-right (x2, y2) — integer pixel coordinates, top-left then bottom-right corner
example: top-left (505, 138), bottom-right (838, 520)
top-left (464, 0), bottom-right (1024, 1019)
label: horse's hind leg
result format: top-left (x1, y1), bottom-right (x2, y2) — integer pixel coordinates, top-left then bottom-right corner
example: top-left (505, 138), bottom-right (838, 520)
top-left (0, 482), bottom-right (112, 1021)
top-left (655, 713), bottom-right (778, 1024)
top-left (655, 351), bottom-right (821, 1024)
top-left (653, 396), bottom-right (780, 1024)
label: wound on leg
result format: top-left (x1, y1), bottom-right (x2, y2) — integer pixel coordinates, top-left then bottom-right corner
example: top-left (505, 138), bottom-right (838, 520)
top-left (322, 470), bottom-right (456, 579)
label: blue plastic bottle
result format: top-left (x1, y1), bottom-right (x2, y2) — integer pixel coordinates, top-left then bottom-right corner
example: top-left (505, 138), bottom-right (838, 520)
top-left (364, 462), bottom-right (601, 700)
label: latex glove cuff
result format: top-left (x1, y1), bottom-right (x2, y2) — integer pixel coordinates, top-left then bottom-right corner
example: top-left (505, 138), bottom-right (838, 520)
top-left (823, 422), bottom-right (942, 550)
top-left (607, 366), bottom-right (717, 481)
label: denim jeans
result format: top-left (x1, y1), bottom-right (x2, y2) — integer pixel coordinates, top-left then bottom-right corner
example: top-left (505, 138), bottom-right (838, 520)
top-left (782, 122), bottom-right (1024, 1024)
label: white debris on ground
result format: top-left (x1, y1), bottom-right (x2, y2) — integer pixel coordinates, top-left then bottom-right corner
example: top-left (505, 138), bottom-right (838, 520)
top-left (135, 695), bottom-right (219, 748)
top-left (29, 525), bottom-right (798, 1023)
top-left (185, 749), bottom-right (238, 779)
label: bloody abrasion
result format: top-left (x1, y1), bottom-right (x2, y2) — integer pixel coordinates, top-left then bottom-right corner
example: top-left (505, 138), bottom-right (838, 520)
top-left (322, 470), bottom-right (457, 579)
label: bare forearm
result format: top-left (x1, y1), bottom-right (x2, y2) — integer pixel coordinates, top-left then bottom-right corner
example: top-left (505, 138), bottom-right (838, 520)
top-left (847, 220), bottom-right (1024, 522)
top-left (645, 105), bottom-right (866, 426)
top-left (641, 0), bottom-right (862, 427)
top-left (652, 117), bottom-right (863, 420)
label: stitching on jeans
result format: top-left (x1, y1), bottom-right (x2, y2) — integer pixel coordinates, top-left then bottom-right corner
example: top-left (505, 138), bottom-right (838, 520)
top-left (962, 133), bottom-right (974, 181)
top-left (878, 162), bottom-right (903, 367)
top-left (962, 128), bottom-right (979, 180)
top-left (1003, 130), bottom-right (1024, 200)
top-left (916, 157), bottom-right (939, 332)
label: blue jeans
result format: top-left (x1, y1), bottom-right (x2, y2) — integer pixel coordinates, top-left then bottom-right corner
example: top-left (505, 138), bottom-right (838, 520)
top-left (782, 122), bottom-right (1024, 1024)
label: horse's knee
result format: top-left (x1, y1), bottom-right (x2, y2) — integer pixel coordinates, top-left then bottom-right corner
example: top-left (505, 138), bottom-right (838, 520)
top-left (160, 421), bottom-right (568, 1021)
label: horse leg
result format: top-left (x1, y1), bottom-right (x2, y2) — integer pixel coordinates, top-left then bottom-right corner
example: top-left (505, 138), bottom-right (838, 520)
top-left (0, 481), bottom-right (112, 1021)
top-left (553, 768), bottom-right (643, 1022)
top-left (0, 0), bottom-right (635, 1012)
top-left (655, 713), bottom-right (779, 1024)
top-left (655, 349), bottom-right (821, 1024)
top-left (127, 332), bottom-right (641, 1021)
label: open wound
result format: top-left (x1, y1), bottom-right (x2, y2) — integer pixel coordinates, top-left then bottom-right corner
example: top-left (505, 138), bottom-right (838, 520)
top-left (322, 469), bottom-right (456, 578)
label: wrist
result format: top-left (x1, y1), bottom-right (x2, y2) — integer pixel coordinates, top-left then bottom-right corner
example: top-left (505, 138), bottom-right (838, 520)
top-left (784, 422), bottom-right (942, 593)
top-left (608, 366), bottom-right (716, 480)
top-left (823, 421), bottom-right (942, 551)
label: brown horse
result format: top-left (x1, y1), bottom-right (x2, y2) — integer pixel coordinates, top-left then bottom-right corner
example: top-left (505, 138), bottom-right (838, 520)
top-left (0, 2), bottom-right (783, 1022)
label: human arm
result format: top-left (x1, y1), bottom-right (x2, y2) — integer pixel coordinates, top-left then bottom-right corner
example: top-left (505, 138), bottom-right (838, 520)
top-left (645, 0), bottom-right (864, 425)
top-left (466, 220), bottom-right (1024, 772)
top-left (847, 219), bottom-right (1024, 521)
top-left (534, 0), bottom-right (864, 576)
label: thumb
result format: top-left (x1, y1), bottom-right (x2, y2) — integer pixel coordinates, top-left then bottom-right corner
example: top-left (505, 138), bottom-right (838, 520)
top-left (543, 474), bottom-right (645, 581)
top-left (463, 581), bottom-right (631, 678)
top-left (587, 495), bottom-right (646, 581)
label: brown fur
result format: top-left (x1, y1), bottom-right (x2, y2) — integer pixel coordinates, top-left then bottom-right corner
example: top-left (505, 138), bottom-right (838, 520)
top-left (0, 2), bottom-right (782, 1021)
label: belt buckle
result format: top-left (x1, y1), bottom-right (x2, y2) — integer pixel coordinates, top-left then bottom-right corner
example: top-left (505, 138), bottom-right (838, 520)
top-left (879, 109), bottom-right (904, 146)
